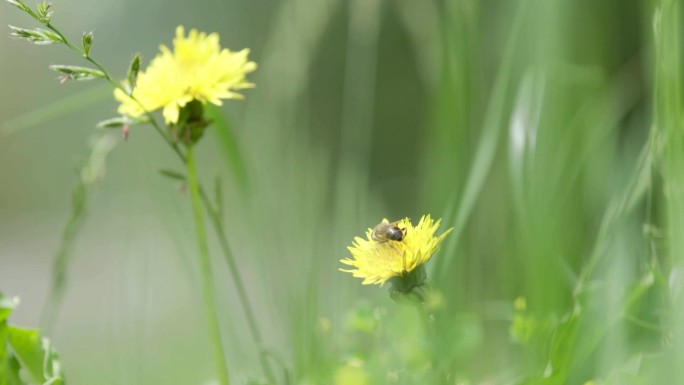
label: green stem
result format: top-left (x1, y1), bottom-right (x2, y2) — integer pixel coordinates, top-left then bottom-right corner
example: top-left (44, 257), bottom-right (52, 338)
top-left (186, 146), bottom-right (231, 385)
top-left (44, 23), bottom-right (186, 162)
top-left (200, 190), bottom-right (275, 382)
top-left (35, 16), bottom-right (271, 382)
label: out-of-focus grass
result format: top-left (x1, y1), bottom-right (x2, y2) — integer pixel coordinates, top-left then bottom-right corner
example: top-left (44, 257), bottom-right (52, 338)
top-left (1, 0), bottom-right (683, 384)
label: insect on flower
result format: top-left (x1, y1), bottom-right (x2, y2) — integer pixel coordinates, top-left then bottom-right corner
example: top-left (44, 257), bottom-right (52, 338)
top-left (371, 220), bottom-right (407, 244)
top-left (340, 215), bottom-right (452, 286)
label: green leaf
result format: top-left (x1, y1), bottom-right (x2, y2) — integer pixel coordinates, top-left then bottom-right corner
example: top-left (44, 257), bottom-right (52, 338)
top-left (214, 175), bottom-right (223, 220)
top-left (5, 0), bottom-right (30, 13)
top-left (9, 25), bottom-right (62, 45)
top-left (0, 293), bottom-right (17, 323)
top-left (205, 105), bottom-right (249, 194)
top-left (126, 54), bottom-right (141, 91)
top-left (49, 65), bottom-right (105, 81)
top-left (95, 117), bottom-right (128, 129)
top-left (0, 293), bottom-right (23, 385)
top-left (159, 169), bottom-right (186, 181)
top-left (95, 115), bottom-right (150, 129)
top-left (7, 327), bottom-right (64, 385)
top-left (7, 327), bottom-right (44, 383)
top-left (2, 84), bottom-right (111, 136)
top-left (0, 308), bottom-right (8, 385)
top-left (6, 355), bottom-right (23, 385)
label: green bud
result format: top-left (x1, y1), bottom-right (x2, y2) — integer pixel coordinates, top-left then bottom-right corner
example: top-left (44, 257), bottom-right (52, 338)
top-left (49, 64), bottom-right (105, 81)
top-left (126, 53), bottom-right (141, 91)
top-left (82, 31), bottom-right (93, 56)
top-left (173, 100), bottom-right (210, 146)
top-left (35, 1), bottom-right (52, 24)
top-left (388, 265), bottom-right (428, 304)
top-left (9, 25), bottom-right (62, 45)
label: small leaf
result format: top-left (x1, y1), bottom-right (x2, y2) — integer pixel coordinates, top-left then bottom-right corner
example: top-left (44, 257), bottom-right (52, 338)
top-left (7, 327), bottom-right (65, 384)
top-left (7, 355), bottom-right (23, 385)
top-left (126, 53), bottom-right (141, 91)
top-left (82, 31), bottom-right (93, 56)
top-left (9, 25), bottom-right (63, 45)
top-left (7, 327), bottom-right (44, 383)
top-left (49, 64), bottom-right (105, 81)
top-left (214, 175), bottom-right (223, 219)
top-left (0, 293), bottom-right (18, 323)
top-left (6, 0), bottom-right (30, 12)
top-left (95, 115), bottom-right (149, 129)
top-left (205, 105), bottom-right (249, 194)
top-left (159, 169), bottom-right (186, 181)
top-left (95, 117), bottom-right (127, 129)
top-left (35, 1), bottom-right (52, 24)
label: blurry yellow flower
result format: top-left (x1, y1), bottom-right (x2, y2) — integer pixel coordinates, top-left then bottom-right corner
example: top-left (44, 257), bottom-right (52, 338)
top-left (340, 215), bottom-right (452, 285)
top-left (513, 296), bottom-right (527, 311)
top-left (115, 26), bottom-right (256, 124)
top-left (317, 316), bottom-right (331, 334)
top-left (334, 360), bottom-right (369, 385)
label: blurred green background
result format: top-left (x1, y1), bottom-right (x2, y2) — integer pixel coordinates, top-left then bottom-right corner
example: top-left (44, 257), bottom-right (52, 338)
top-left (1, 0), bottom-right (683, 384)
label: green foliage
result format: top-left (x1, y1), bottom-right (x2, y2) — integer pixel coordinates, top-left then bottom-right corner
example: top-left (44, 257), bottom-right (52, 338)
top-left (3, 0), bottom-right (684, 384)
top-left (0, 293), bottom-right (65, 385)
top-left (34, 1), bottom-right (51, 24)
top-left (8, 25), bottom-right (61, 44)
top-left (205, 105), bottom-right (249, 193)
top-left (126, 54), bottom-right (141, 91)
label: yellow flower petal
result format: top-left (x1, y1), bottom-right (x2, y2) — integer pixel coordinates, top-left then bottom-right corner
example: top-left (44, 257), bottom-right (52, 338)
top-left (114, 25), bottom-right (256, 124)
top-left (340, 215), bottom-right (452, 285)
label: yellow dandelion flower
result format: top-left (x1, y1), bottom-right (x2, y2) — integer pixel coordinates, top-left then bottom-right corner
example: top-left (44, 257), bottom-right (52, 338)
top-left (340, 215), bottom-right (452, 286)
top-left (114, 26), bottom-right (257, 124)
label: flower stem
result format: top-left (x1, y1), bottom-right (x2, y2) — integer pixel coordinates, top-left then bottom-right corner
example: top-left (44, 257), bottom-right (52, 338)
top-left (186, 145), bottom-right (231, 385)
top-left (44, 22), bottom-right (186, 161)
top-left (34, 17), bottom-right (270, 382)
top-left (200, 190), bottom-right (276, 382)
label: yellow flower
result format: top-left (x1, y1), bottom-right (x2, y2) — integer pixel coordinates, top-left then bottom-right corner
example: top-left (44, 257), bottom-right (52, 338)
top-left (340, 215), bottom-right (452, 285)
top-left (114, 26), bottom-right (257, 124)
top-left (334, 360), bottom-right (369, 385)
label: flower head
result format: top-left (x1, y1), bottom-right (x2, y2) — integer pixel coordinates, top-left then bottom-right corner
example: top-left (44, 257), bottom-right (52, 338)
top-left (340, 215), bottom-right (452, 286)
top-left (115, 26), bottom-right (256, 124)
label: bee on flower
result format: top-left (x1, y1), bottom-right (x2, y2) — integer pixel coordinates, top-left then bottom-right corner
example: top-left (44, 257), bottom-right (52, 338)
top-left (340, 215), bottom-right (452, 297)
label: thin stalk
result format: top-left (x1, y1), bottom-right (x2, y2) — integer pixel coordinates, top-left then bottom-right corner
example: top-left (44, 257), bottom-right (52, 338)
top-left (200, 190), bottom-right (276, 383)
top-left (44, 22), bottom-right (186, 162)
top-left (41, 179), bottom-right (87, 334)
top-left (187, 145), bottom-right (231, 385)
top-left (35, 16), bottom-right (271, 382)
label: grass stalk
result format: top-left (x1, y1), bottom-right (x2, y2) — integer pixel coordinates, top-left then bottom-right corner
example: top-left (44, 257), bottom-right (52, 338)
top-left (33, 18), bottom-right (273, 382)
top-left (186, 145), bottom-right (231, 385)
top-left (200, 189), bottom-right (276, 383)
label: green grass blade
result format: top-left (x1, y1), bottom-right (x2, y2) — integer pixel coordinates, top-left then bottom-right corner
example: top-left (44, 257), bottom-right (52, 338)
top-left (205, 105), bottom-right (249, 194)
top-left (1, 83), bottom-right (111, 135)
top-left (434, 0), bottom-right (530, 282)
